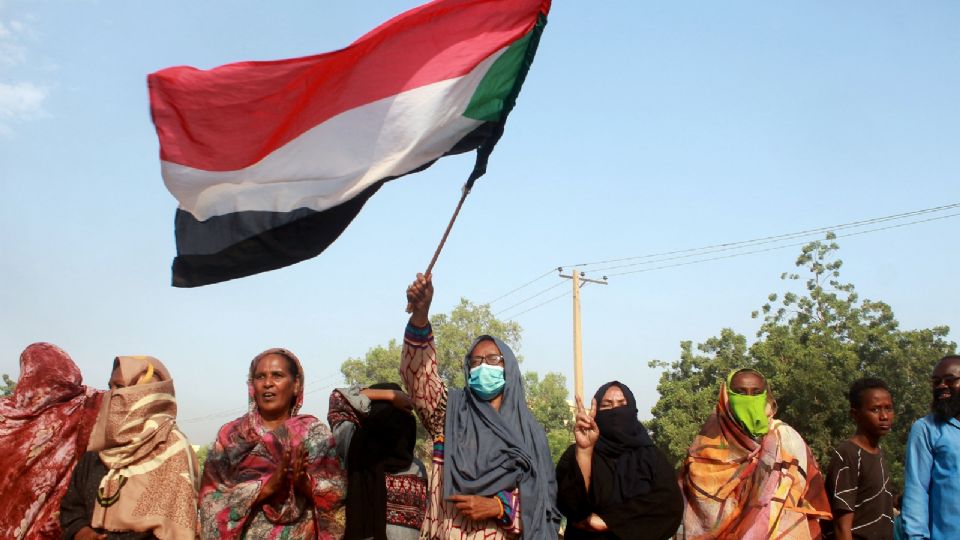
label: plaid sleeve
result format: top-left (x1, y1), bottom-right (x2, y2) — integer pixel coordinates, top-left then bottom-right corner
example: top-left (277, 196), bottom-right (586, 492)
top-left (400, 321), bottom-right (448, 437)
top-left (327, 387), bottom-right (364, 429)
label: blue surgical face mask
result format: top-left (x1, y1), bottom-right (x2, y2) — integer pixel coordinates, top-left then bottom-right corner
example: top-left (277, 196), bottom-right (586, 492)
top-left (468, 364), bottom-right (505, 401)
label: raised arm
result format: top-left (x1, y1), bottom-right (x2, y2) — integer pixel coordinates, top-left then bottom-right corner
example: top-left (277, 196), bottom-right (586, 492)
top-left (400, 273), bottom-right (448, 438)
top-left (566, 396), bottom-right (607, 533)
top-left (573, 396), bottom-right (600, 492)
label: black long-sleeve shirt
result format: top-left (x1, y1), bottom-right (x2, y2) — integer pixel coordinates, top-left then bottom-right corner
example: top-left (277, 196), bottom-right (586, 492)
top-left (555, 445), bottom-right (683, 540)
top-left (59, 452), bottom-right (155, 540)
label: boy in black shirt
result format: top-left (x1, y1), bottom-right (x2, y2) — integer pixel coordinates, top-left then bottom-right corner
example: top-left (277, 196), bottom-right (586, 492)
top-left (823, 378), bottom-right (896, 540)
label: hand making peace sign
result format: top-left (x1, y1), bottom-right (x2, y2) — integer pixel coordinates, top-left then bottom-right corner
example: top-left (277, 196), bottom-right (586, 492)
top-left (573, 395), bottom-right (599, 450)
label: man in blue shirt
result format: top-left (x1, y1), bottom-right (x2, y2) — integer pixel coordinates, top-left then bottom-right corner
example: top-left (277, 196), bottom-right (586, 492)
top-left (902, 355), bottom-right (960, 539)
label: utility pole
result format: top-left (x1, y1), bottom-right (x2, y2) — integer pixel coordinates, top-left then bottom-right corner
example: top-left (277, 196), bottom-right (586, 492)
top-left (559, 267), bottom-right (608, 399)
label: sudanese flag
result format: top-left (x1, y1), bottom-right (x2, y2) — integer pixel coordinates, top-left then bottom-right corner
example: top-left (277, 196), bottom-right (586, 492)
top-left (148, 0), bottom-right (550, 287)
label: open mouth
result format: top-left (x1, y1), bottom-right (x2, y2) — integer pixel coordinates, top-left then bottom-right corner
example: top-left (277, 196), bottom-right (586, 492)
top-left (261, 392), bottom-right (276, 401)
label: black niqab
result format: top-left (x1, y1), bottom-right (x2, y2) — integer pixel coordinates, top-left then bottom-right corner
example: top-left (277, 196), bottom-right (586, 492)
top-left (593, 381), bottom-right (656, 503)
top-left (556, 381), bottom-right (683, 539)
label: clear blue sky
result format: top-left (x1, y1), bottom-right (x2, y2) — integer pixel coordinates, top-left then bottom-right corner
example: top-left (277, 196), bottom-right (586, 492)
top-left (1, 0), bottom-right (958, 444)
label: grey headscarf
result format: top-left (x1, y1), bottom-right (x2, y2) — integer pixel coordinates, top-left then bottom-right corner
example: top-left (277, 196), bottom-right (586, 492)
top-left (443, 335), bottom-right (561, 538)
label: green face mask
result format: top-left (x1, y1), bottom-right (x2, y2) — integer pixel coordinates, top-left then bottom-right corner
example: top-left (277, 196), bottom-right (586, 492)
top-left (726, 371), bottom-right (769, 438)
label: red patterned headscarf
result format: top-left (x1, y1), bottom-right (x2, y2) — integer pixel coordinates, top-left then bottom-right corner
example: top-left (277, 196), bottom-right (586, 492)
top-left (199, 348), bottom-right (346, 540)
top-left (0, 343), bottom-right (103, 540)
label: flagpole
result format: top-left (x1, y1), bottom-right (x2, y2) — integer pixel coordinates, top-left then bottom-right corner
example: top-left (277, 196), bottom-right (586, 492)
top-left (406, 184), bottom-right (471, 313)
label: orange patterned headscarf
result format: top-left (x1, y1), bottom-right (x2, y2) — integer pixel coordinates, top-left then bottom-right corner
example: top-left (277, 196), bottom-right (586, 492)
top-left (681, 381), bottom-right (831, 539)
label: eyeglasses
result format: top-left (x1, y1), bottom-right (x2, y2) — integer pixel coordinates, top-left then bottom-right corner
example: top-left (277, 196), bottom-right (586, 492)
top-left (469, 354), bottom-right (505, 368)
top-left (931, 375), bottom-right (960, 386)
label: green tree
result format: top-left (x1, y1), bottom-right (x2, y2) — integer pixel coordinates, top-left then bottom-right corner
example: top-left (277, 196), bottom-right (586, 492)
top-left (1, 373), bottom-right (15, 397)
top-left (525, 371), bottom-right (574, 463)
top-left (650, 235), bottom-right (955, 489)
top-left (194, 443), bottom-right (211, 475)
top-left (524, 371), bottom-right (571, 432)
top-left (341, 298), bottom-right (571, 462)
top-left (648, 330), bottom-right (750, 464)
top-left (340, 299), bottom-right (522, 389)
top-left (340, 340), bottom-right (405, 387)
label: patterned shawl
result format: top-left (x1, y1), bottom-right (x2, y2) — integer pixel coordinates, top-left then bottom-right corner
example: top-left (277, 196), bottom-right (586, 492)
top-left (0, 343), bottom-right (103, 540)
top-left (682, 381), bottom-right (831, 539)
top-left (198, 348), bottom-right (345, 540)
top-left (87, 356), bottom-right (199, 540)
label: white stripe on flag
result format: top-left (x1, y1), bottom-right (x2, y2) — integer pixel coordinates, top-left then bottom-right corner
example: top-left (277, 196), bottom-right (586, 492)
top-left (163, 49), bottom-right (506, 221)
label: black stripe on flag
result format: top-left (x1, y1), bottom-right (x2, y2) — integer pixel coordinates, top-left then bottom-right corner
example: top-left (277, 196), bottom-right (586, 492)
top-left (171, 183), bottom-right (382, 287)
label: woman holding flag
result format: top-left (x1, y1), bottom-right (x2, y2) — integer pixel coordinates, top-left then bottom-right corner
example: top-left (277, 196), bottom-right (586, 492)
top-left (401, 273), bottom-right (561, 539)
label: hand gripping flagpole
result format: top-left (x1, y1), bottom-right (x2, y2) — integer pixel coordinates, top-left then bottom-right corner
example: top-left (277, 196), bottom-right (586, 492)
top-left (405, 108), bottom-right (500, 312)
top-left (406, 182), bottom-right (472, 313)
top-left (402, 5), bottom-right (547, 310)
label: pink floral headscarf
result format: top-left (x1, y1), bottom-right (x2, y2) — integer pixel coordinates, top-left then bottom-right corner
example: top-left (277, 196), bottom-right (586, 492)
top-left (237, 347), bottom-right (305, 441)
top-left (198, 347), bottom-right (345, 540)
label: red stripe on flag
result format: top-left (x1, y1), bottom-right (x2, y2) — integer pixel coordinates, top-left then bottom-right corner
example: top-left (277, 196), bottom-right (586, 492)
top-left (148, 0), bottom-right (550, 172)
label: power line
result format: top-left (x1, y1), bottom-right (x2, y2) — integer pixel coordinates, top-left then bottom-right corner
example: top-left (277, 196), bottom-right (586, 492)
top-left (485, 267), bottom-right (558, 304)
top-left (561, 202), bottom-right (960, 270)
top-left (494, 280), bottom-right (565, 315)
top-left (606, 211), bottom-right (960, 277)
top-left (483, 202), bottom-right (958, 310)
top-left (495, 208), bottom-right (959, 320)
top-left (303, 370), bottom-right (343, 387)
top-left (606, 239), bottom-right (809, 277)
top-left (828, 210), bottom-right (960, 241)
top-left (501, 290), bottom-right (571, 319)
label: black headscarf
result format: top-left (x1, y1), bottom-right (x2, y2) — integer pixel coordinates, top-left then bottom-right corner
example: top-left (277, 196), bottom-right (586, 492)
top-left (344, 382), bottom-right (417, 540)
top-left (592, 381), bottom-right (656, 503)
top-left (556, 381), bottom-right (683, 539)
top-left (443, 335), bottom-right (561, 538)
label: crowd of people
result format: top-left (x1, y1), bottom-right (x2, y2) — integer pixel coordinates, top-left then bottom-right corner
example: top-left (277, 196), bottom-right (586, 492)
top-left (1, 274), bottom-right (957, 539)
